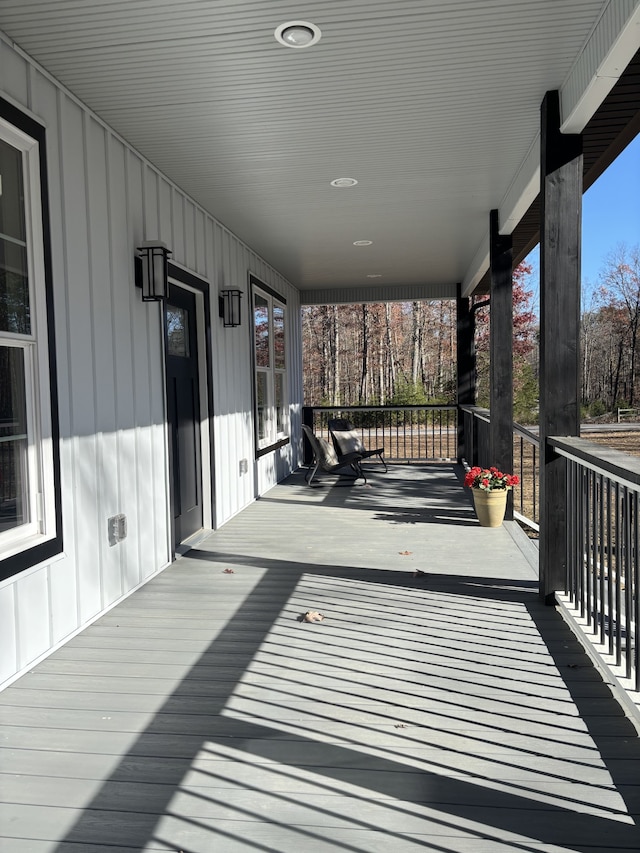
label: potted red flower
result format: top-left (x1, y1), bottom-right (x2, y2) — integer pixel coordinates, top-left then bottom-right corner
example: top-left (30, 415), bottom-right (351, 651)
top-left (464, 466), bottom-right (520, 527)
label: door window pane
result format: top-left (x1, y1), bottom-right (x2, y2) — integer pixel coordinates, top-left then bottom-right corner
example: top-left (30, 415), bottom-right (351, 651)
top-left (274, 304), bottom-right (285, 369)
top-left (0, 346), bottom-right (29, 532)
top-left (254, 294), bottom-right (269, 367)
top-left (166, 306), bottom-right (190, 357)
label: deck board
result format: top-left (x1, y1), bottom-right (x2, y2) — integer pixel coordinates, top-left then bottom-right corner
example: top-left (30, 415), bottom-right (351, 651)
top-left (1, 464), bottom-right (639, 852)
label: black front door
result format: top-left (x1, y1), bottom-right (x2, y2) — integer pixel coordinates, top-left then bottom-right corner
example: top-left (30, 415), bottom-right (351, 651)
top-left (165, 285), bottom-right (203, 547)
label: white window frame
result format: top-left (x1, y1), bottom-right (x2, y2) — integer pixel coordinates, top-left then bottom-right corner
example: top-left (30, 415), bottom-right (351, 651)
top-left (251, 277), bottom-right (288, 455)
top-left (0, 115), bottom-right (58, 568)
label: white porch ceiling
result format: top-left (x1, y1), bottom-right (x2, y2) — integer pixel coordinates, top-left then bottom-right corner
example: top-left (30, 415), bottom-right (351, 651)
top-left (1, 0), bottom-right (638, 300)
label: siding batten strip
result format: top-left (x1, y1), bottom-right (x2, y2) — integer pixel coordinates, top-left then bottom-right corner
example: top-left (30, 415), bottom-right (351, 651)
top-left (105, 131), bottom-right (125, 599)
top-left (56, 88), bottom-right (82, 633)
top-left (82, 110), bottom-right (105, 611)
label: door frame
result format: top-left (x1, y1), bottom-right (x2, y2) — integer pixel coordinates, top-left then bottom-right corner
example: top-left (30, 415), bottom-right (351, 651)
top-left (165, 262), bottom-right (215, 557)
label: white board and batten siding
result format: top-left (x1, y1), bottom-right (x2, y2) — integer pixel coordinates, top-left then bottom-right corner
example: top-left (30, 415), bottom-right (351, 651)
top-left (0, 36), bottom-right (303, 688)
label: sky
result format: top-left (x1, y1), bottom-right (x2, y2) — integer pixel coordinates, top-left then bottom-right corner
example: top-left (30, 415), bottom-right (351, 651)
top-left (522, 131), bottom-right (639, 309)
top-left (582, 131), bottom-right (640, 287)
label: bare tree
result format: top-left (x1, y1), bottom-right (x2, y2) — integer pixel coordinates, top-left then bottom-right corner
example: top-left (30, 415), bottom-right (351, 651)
top-left (303, 292), bottom-right (539, 410)
top-left (582, 246), bottom-right (640, 411)
top-left (410, 301), bottom-right (424, 386)
top-left (602, 246), bottom-right (640, 406)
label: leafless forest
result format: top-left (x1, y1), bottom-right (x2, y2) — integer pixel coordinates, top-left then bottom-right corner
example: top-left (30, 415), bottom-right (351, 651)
top-left (581, 245), bottom-right (640, 413)
top-left (302, 246), bottom-right (640, 423)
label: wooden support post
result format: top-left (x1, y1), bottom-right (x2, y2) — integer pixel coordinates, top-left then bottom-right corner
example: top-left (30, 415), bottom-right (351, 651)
top-left (489, 209), bottom-right (514, 519)
top-left (539, 90), bottom-right (583, 603)
top-left (456, 285), bottom-right (475, 462)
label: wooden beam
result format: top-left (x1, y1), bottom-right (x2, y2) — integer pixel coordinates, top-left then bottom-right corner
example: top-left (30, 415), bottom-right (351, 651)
top-left (456, 285), bottom-right (475, 461)
top-left (539, 90), bottom-right (583, 603)
top-left (489, 209), bottom-right (514, 521)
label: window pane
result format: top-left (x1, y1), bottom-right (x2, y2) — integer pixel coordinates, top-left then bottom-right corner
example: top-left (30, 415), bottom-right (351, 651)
top-left (254, 294), bottom-right (269, 367)
top-left (166, 306), bottom-right (189, 357)
top-left (274, 304), bottom-right (285, 369)
top-left (0, 346), bottom-right (29, 531)
top-left (0, 139), bottom-right (30, 335)
top-left (0, 239), bottom-right (30, 334)
top-left (0, 140), bottom-right (26, 242)
top-left (256, 371), bottom-right (268, 440)
top-left (274, 371), bottom-right (284, 434)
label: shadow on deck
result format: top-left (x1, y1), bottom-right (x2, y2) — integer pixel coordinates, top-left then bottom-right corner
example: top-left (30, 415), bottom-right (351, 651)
top-left (1, 464), bottom-right (639, 852)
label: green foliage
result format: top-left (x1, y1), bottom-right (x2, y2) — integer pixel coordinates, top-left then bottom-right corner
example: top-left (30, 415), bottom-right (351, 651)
top-left (389, 379), bottom-right (428, 407)
top-left (476, 361), bottom-right (539, 424)
top-left (387, 380), bottom-right (426, 424)
top-left (513, 363), bottom-right (539, 425)
top-left (340, 408), bottom-right (379, 429)
top-left (589, 399), bottom-right (606, 417)
top-left (383, 381), bottom-right (455, 425)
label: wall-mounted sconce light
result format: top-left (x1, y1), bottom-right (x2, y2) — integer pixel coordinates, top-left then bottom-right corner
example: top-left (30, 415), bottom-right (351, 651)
top-left (219, 289), bottom-right (242, 327)
top-left (135, 240), bottom-right (172, 301)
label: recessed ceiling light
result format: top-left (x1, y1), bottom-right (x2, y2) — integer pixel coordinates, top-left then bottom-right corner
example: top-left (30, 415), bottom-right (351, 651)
top-left (330, 177), bottom-right (358, 188)
top-left (274, 21), bottom-right (322, 49)
top-left (353, 240), bottom-right (373, 246)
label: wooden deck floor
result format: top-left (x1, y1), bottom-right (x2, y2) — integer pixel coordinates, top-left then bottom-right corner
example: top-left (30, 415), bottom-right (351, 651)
top-left (1, 464), bottom-right (640, 852)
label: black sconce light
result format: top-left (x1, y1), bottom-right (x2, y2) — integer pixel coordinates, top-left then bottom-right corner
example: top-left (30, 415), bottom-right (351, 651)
top-left (135, 240), bottom-right (172, 301)
top-left (219, 289), bottom-right (242, 327)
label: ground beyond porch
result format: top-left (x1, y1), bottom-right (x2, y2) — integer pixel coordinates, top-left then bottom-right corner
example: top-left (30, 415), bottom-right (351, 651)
top-left (1, 464), bottom-right (639, 852)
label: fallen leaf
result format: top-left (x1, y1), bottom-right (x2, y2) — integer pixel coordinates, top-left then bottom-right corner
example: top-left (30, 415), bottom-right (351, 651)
top-left (413, 569), bottom-right (426, 578)
top-left (303, 611), bottom-right (325, 623)
top-left (222, 568), bottom-right (235, 574)
top-left (399, 550), bottom-right (412, 556)
top-left (394, 724), bottom-right (407, 729)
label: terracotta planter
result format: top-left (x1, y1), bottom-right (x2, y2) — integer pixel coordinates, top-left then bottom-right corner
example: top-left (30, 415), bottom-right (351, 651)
top-left (472, 489), bottom-right (508, 528)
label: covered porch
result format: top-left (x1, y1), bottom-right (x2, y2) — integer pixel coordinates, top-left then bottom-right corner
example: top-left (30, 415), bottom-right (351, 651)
top-left (2, 463), bottom-right (640, 852)
top-left (0, 0), bottom-right (639, 693)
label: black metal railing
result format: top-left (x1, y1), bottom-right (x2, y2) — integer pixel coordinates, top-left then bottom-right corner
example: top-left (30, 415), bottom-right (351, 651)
top-left (460, 406), bottom-right (490, 471)
top-left (459, 406), bottom-right (639, 694)
top-left (513, 423), bottom-right (540, 529)
top-left (551, 436), bottom-right (640, 692)
top-left (302, 405), bottom-right (458, 463)
top-left (460, 406), bottom-right (539, 530)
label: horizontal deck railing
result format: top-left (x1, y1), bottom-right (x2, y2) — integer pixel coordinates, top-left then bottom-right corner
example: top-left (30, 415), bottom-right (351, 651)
top-left (513, 423), bottom-right (540, 530)
top-left (302, 405), bottom-right (458, 463)
top-left (459, 406), bottom-right (639, 695)
top-left (551, 436), bottom-right (640, 693)
top-left (460, 406), bottom-right (539, 529)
